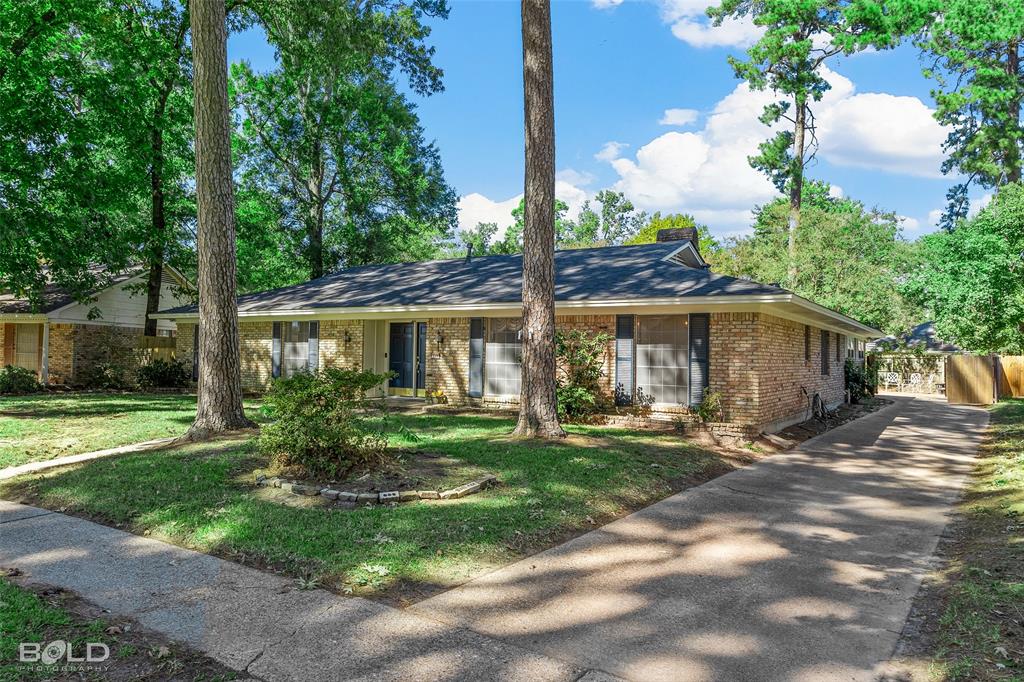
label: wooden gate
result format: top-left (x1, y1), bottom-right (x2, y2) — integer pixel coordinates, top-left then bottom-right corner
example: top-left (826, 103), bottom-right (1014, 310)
top-left (998, 356), bottom-right (1024, 398)
top-left (946, 355), bottom-right (997, 405)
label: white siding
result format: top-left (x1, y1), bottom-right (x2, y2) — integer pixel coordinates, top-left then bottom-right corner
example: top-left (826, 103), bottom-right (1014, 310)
top-left (49, 271), bottom-right (190, 331)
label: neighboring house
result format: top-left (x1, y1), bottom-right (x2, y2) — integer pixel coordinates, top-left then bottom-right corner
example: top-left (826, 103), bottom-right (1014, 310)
top-left (870, 321), bottom-right (962, 395)
top-left (157, 229), bottom-right (881, 433)
top-left (0, 266), bottom-right (192, 385)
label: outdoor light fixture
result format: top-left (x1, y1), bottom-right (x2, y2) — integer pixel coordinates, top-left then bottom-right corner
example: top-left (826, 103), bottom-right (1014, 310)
top-left (344, 331), bottom-right (351, 343)
top-left (437, 330), bottom-right (445, 345)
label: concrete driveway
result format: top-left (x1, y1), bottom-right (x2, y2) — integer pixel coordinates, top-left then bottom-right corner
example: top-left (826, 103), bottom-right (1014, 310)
top-left (414, 396), bottom-right (990, 681)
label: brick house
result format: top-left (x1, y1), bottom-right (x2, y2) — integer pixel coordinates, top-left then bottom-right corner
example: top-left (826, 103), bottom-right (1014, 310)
top-left (157, 230), bottom-right (878, 433)
top-left (0, 266), bottom-right (192, 385)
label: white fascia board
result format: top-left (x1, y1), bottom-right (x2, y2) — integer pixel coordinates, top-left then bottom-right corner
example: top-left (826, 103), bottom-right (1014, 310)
top-left (152, 293), bottom-right (881, 338)
top-left (0, 313), bottom-right (48, 322)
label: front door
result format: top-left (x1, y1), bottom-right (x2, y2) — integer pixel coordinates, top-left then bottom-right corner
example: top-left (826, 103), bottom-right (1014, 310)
top-left (389, 323), bottom-right (415, 395)
top-left (13, 324), bottom-right (40, 375)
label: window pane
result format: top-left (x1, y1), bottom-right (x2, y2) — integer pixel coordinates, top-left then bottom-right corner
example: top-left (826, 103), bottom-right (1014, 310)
top-left (282, 321), bottom-right (310, 378)
top-left (486, 318), bottom-right (522, 397)
top-left (635, 315), bottom-right (689, 405)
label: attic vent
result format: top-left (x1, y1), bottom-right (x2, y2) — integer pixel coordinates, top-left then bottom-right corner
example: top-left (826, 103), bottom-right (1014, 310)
top-left (668, 251), bottom-right (694, 267)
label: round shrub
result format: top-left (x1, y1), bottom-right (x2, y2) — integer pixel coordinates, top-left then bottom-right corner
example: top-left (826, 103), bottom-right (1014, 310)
top-left (136, 359), bottom-right (190, 389)
top-left (258, 368), bottom-right (394, 479)
top-left (74, 362), bottom-right (133, 390)
top-left (0, 365), bottom-right (41, 394)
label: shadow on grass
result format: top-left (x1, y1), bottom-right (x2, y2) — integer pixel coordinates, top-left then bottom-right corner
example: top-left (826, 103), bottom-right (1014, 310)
top-left (0, 412), bottom-right (734, 604)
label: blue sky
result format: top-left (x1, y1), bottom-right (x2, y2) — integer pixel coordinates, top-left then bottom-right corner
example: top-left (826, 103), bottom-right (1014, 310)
top-left (228, 0), bottom-right (971, 239)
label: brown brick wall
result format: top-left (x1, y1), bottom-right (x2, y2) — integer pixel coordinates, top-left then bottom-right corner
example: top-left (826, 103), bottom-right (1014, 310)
top-left (239, 321), bottom-right (274, 391)
top-left (47, 324), bottom-right (75, 384)
top-left (177, 322), bottom-right (196, 379)
top-left (64, 324), bottom-right (143, 385)
top-left (709, 312), bottom-right (846, 430)
top-left (424, 317), bottom-right (471, 402)
top-left (170, 312), bottom-right (851, 431)
top-left (319, 320), bottom-right (363, 371)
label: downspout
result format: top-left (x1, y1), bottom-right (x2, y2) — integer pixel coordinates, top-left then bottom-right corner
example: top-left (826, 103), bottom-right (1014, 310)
top-left (40, 321), bottom-right (49, 385)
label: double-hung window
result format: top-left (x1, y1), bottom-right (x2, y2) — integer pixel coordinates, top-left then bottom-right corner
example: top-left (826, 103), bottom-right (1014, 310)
top-left (635, 315), bottom-right (689, 405)
top-left (281, 321), bottom-right (310, 378)
top-left (485, 318), bottom-right (522, 397)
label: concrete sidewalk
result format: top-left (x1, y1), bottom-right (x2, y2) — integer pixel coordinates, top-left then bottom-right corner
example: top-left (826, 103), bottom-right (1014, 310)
top-left (414, 396), bottom-right (990, 681)
top-left (0, 501), bottom-right (579, 681)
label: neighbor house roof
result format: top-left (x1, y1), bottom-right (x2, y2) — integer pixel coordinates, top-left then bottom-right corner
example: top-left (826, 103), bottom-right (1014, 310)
top-left (0, 268), bottom-right (141, 315)
top-left (157, 241), bottom-right (883, 337)
top-left (0, 264), bottom-right (192, 316)
top-left (872, 321), bottom-right (962, 354)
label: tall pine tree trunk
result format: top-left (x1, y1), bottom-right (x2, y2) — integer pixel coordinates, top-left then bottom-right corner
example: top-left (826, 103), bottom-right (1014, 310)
top-left (513, 0), bottom-right (564, 439)
top-left (188, 0), bottom-right (253, 437)
top-left (1007, 41), bottom-right (1022, 184)
top-left (787, 100), bottom-right (806, 288)
top-left (144, 121), bottom-right (165, 337)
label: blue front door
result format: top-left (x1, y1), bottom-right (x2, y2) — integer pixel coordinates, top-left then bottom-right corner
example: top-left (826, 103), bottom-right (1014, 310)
top-left (389, 323), bottom-right (415, 389)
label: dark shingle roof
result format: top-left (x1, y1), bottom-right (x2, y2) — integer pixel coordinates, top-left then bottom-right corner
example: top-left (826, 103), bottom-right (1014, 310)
top-left (0, 267), bottom-right (142, 315)
top-left (162, 242), bottom-right (786, 316)
top-left (873, 321), bottom-right (961, 354)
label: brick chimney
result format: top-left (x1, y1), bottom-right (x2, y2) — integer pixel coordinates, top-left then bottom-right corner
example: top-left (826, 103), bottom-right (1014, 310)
top-left (656, 227), bottom-right (699, 255)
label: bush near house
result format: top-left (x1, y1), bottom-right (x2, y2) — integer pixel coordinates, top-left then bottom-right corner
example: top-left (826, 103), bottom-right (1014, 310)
top-left (136, 359), bottom-right (190, 389)
top-left (258, 368), bottom-right (393, 479)
top-left (0, 366), bottom-right (40, 395)
top-left (74, 362), bottom-right (133, 390)
top-left (555, 329), bottom-right (612, 422)
top-left (845, 359), bottom-right (876, 403)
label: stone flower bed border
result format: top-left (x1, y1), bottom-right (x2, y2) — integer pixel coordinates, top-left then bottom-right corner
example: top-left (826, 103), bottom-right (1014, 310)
top-left (255, 473), bottom-right (498, 504)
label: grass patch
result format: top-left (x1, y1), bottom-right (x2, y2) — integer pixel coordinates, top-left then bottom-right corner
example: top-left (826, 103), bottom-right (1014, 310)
top-left (929, 399), bottom-right (1024, 681)
top-left (0, 412), bottom-right (745, 604)
top-left (0, 393), bottom-right (262, 469)
top-left (0, 577), bottom-right (237, 681)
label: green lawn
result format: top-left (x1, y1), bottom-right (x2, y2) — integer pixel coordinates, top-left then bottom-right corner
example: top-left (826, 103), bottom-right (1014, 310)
top-left (0, 393), bottom-right (262, 470)
top-left (0, 412), bottom-right (740, 604)
top-left (929, 399), bottom-right (1024, 681)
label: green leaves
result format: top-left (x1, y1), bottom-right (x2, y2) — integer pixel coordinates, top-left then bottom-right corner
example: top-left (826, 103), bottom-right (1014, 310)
top-left (902, 182), bottom-right (1024, 354)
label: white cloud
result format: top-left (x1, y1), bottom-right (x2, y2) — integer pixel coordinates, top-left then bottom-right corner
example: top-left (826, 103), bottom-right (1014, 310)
top-left (899, 215), bottom-right (921, 231)
top-left (659, 108), bottom-right (700, 126)
top-left (456, 180), bottom-right (591, 239)
top-left (656, 0), bottom-right (764, 48)
top-left (968, 192), bottom-right (993, 217)
top-left (927, 208), bottom-right (944, 228)
top-left (556, 168), bottom-right (596, 187)
top-left (591, 0), bottom-right (624, 8)
top-left (828, 184), bottom-right (844, 199)
top-left (595, 141), bottom-right (628, 162)
top-left (669, 15), bottom-right (763, 48)
top-left (817, 92), bottom-right (947, 177)
top-left (591, 66), bottom-right (949, 232)
top-left (457, 192), bottom-right (520, 233)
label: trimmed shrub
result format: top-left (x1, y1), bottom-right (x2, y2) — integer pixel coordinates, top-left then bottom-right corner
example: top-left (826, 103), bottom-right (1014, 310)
top-left (0, 365), bottom-right (41, 394)
top-left (75, 362), bottom-right (133, 390)
top-left (555, 329), bottom-right (612, 422)
top-left (258, 368), bottom-right (393, 479)
top-left (695, 388), bottom-right (724, 422)
top-left (136, 359), bottom-right (189, 389)
top-left (845, 359), bottom-right (877, 404)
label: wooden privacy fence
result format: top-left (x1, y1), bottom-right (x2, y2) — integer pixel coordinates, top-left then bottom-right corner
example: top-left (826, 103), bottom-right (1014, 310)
top-left (136, 336), bottom-right (176, 363)
top-left (998, 356), bottom-right (1024, 398)
top-left (946, 355), bottom-right (997, 405)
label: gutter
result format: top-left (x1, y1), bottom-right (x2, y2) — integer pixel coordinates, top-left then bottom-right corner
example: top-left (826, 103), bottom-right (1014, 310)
top-left (153, 293), bottom-right (882, 338)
